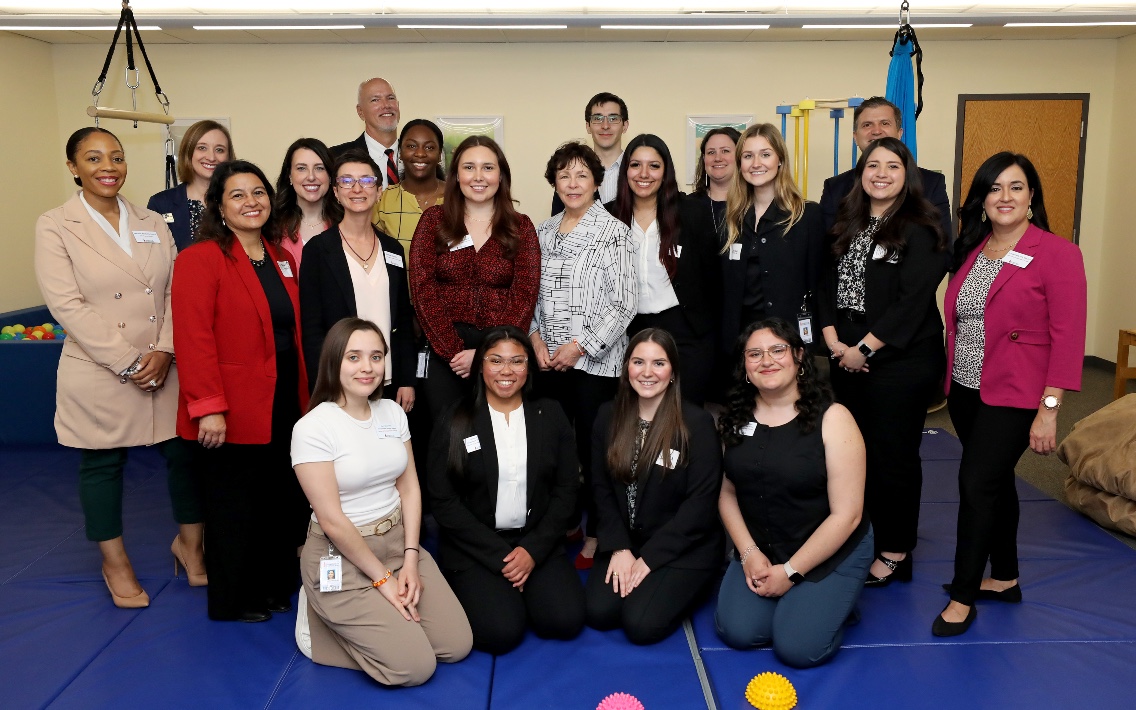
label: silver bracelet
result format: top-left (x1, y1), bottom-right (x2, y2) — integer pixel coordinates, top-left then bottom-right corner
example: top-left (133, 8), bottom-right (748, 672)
top-left (739, 544), bottom-right (758, 564)
top-left (121, 354), bottom-right (144, 377)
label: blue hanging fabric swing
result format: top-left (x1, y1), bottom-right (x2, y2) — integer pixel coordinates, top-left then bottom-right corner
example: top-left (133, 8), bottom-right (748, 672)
top-left (885, 1), bottom-right (923, 161)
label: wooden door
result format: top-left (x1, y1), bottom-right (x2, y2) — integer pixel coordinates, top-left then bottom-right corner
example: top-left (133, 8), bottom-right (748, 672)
top-left (953, 94), bottom-right (1088, 242)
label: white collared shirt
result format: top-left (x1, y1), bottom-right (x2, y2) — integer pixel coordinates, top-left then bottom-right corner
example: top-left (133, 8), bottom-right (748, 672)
top-left (363, 133), bottom-right (399, 188)
top-left (631, 218), bottom-right (679, 314)
top-left (79, 193), bottom-right (131, 256)
top-left (490, 405), bottom-right (528, 530)
top-left (597, 151), bottom-right (624, 204)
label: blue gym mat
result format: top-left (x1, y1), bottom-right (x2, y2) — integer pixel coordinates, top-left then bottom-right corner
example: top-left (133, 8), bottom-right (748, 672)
top-left (3, 431), bottom-right (1136, 710)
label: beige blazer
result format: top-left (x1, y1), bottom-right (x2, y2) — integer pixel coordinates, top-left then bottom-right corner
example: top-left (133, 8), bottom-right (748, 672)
top-left (34, 192), bottom-right (179, 449)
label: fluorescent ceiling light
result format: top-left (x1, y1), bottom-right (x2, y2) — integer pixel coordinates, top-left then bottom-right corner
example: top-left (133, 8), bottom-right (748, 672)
top-left (193, 25), bottom-right (365, 30)
top-left (600, 25), bottom-right (770, 30)
top-left (397, 25), bottom-right (567, 30)
top-left (1004, 22), bottom-right (1136, 27)
top-left (802, 24), bottom-right (972, 29)
top-left (0, 25), bottom-right (162, 31)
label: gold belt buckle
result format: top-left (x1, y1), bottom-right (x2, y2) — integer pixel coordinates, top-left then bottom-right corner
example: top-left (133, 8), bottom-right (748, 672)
top-left (374, 518), bottom-right (394, 536)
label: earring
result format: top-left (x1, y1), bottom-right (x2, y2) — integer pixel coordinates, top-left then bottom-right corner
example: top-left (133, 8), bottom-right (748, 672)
top-left (980, 211), bottom-right (987, 222)
top-left (1027, 205), bottom-right (1033, 220)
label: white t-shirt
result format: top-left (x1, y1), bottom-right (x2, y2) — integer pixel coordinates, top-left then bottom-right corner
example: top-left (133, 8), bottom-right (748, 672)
top-left (290, 399), bottom-right (410, 525)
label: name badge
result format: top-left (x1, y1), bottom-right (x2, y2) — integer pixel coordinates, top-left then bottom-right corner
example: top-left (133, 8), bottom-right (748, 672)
top-left (132, 230), bottom-right (160, 244)
top-left (319, 555), bottom-right (342, 592)
top-left (729, 243), bottom-right (743, 261)
top-left (162, 213), bottom-right (175, 224)
top-left (377, 423), bottom-right (400, 438)
top-left (463, 435), bottom-right (481, 453)
top-left (798, 316), bottom-right (814, 344)
top-left (1003, 250), bottom-right (1034, 269)
top-left (384, 251), bottom-right (404, 268)
top-left (740, 422), bottom-right (757, 437)
top-left (416, 350), bottom-right (429, 379)
top-left (871, 244), bottom-right (899, 263)
top-left (277, 261), bottom-right (294, 278)
top-left (672, 244), bottom-right (683, 258)
top-left (655, 448), bottom-right (680, 469)
top-left (451, 235), bottom-right (475, 251)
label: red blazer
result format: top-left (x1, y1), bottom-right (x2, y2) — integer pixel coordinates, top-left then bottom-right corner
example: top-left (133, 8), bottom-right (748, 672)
top-left (172, 239), bottom-right (309, 444)
top-left (944, 224), bottom-right (1086, 409)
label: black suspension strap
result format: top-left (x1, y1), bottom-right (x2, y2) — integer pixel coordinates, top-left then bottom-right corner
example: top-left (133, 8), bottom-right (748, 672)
top-left (891, 1), bottom-right (925, 119)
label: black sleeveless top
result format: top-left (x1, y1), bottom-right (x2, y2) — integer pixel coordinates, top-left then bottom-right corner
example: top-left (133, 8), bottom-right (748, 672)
top-left (723, 404), bottom-right (869, 582)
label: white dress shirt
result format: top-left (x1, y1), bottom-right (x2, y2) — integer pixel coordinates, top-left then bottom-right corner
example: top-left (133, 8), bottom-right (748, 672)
top-left (597, 151), bottom-right (624, 205)
top-left (630, 218), bottom-right (679, 314)
top-left (490, 405), bottom-right (528, 530)
top-left (79, 193), bottom-right (131, 256)
top-left (363, 132), bottom-right (399, 189)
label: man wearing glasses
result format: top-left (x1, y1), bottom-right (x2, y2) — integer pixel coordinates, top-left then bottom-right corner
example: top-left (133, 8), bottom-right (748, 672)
top-left (551, 92), bottom-right (629, 216)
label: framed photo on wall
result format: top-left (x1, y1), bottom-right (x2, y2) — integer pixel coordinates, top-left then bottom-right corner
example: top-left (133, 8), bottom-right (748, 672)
top-left (434, 116), bottom-right (505, 166)
top-left (685, 114), bottom-right (752, 185)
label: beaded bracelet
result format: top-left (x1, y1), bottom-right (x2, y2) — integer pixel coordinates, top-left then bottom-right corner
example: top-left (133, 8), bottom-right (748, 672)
top-left (372, 569), bottom-right (392, 588)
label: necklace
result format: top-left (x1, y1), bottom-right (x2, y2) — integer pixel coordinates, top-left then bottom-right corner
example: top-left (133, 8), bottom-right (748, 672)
top-left (984, 237), bottom-right (1020, 254)
top-left (301, 218), bottom-right (324, 229)
top-left (247, 237), bottom-right (268, 267)
top-left (413, 183), bottom-right (442, 208)
top-left (465, 213), bottom-right (493, 223)
top-left (341, 230), bottom-right (377, 271)
top-left (709, 198), bottom-right (725, 238)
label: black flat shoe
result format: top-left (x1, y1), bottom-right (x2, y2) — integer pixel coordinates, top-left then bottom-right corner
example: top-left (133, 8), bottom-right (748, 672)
top-left (932, 604), bottom-right (976, 637)
top-left (238, 610), bottom-right (272, 623)
top-left (941, 583), bottom-right (1022, 603)
top-left (266, 598), bottom-right (292, 613)
top-left (864, 553), bottom-right (913, 587)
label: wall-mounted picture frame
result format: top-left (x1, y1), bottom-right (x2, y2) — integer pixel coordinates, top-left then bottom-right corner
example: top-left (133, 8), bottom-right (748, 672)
top-left (685, 114), bottom-right (752, 185)
top-left (434, 116), bottom-right (505, 165)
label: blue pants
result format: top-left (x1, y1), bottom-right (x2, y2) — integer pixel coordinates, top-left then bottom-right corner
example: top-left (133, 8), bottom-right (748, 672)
top-left (714, 528), bottom-right (873, 668)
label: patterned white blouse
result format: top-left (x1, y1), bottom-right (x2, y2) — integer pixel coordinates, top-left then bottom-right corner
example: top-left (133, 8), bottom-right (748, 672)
top-left (532, 201), bottom-right (638, 378)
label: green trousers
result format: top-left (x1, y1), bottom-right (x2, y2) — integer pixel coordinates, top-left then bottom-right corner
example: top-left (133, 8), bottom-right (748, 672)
top-left (78, 437), bottom-right (202, 542)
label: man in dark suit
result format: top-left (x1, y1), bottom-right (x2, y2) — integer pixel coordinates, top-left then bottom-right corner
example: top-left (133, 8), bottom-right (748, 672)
top-left (819, 96), bottom-right (952, 242)
top-left (550, 92), bottom-right (629, 217)
top-left (329, 77), bottom-right (401, 189)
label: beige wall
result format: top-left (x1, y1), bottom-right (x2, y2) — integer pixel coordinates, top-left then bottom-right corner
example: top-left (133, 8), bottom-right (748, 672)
top-left (1, 36), bottom-right (1126, 358)
top-left (1101, 34), bottom-right (1136, 365)
top-left (0, 33), bottom-right (62, 313)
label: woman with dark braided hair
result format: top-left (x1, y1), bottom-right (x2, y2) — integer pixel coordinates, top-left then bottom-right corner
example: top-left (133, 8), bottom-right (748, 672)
top-left (715, 318), bottom-right (872, 668)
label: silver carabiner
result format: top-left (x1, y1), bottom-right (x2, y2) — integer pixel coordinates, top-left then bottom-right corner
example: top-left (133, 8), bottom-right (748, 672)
top-left (126, 66), bottom-right (141, 90)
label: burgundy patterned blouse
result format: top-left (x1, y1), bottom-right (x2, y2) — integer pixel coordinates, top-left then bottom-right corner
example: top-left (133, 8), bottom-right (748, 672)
top-left (409, 205), bottom-right (540, 361)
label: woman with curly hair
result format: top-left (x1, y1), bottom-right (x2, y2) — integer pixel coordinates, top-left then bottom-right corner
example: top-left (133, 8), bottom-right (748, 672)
top-left (715, 317), bottom-right (872, 667)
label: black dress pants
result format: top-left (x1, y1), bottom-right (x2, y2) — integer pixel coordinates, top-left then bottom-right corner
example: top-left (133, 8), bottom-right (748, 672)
top-left (199, 347), bottom-right (306, 620)
top-left (584, 551), bottom-right (715, 645)
top-left (445, 543), bottom-right (585, 655)
top-left (830, 335), bottom-right (944, 554)
top-left (629, 307), bottom-right (714, 406)
top-left (946, 384), bottom-right (1035, 606)
top-left (535, 369), bottom-right (617, 538)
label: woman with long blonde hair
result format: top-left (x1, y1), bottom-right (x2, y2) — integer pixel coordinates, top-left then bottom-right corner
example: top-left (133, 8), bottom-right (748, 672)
top-left (715, 123), bottom-right (825, 401)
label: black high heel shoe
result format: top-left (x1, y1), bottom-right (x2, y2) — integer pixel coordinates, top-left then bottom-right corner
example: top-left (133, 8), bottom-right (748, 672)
top-left (932, 604), bottom-right (976, 637)
top-left (864, 553), bottom-right (913, 587)
top-left (941, 583), bottom-right (1022, 603)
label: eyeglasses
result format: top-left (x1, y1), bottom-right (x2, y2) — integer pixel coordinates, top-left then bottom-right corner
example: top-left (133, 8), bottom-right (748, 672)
top-left (744, 345), bottom-right (792, 363)
top-left (483, 356), bottom-right (529, 372)
top-left (588, 114), bottom-right (624, 126)
top-left (335, 176), bottom-right (379, 189)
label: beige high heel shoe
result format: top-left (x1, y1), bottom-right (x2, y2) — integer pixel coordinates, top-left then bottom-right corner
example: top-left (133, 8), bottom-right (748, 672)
top-left (102, 569), bottom-right (150, 609)
top-left (171, 535), bottom-right (208, 587)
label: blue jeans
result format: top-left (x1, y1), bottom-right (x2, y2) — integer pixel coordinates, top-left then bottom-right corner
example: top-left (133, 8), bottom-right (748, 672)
top-left (714, 527), bottom-right (874, 668)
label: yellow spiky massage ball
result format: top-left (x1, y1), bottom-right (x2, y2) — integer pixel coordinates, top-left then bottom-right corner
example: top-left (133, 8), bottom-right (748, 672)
top-left (745, 671), bottom-right (797, 710)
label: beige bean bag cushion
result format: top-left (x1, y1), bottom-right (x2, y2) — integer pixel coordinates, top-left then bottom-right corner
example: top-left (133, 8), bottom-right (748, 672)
top-left (1058, 394), bottom-right (1136, 535)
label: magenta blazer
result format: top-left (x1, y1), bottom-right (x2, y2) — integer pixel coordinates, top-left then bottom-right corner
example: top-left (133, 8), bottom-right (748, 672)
top-left (944, 224), bottom-right (1087, 409)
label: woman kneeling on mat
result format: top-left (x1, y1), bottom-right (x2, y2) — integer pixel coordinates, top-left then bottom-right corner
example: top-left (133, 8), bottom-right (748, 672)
top-left (428, 326), bottom-right (586, 654)
top-left (291, 318), bottom-right (471, 686)
top-left (586, 328), bottom-right (724, 645)
top-left (714, 318), bottom-right (873, 667)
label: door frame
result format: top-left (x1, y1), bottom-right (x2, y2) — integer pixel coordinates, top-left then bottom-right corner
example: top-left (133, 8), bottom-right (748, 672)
top-left (953, 93), bottom-right (1089, 243)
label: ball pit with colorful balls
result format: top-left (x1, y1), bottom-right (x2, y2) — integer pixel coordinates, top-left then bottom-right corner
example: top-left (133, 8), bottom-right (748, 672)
top-left (0, 323), bottom-right (65, 342)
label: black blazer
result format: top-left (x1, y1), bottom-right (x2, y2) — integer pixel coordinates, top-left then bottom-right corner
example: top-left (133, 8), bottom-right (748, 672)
top-left (427, 398), bottom-right (580, 572)
top-left (605, 197), bottom-right (722, 339)
top-left (819, 166), bottom-right (952, 243)
top-left (591, 400), bottom-right (724, 571)
top-left (299, 225), bottom-right (415, 390)
top-left (328, 133), bottom-right (367, 160)
top-left (816, 222), bottom-right (948, 355)
top-left (146, 183), bottom-right (193, 252)
top-left (719, 201), bottom-right (825, 350)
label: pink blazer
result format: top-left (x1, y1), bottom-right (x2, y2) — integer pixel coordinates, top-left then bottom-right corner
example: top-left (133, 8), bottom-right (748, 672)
top-left (944, 224), bottom-right (1086, 409)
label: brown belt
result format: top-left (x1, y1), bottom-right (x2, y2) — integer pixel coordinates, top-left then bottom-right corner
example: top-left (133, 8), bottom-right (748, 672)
top-left (309, 505), bottom-right (402, 538)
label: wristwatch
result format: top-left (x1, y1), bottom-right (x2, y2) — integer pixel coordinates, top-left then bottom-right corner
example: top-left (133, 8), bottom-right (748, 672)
top-left (857, 341), bottom-right (875, 358)
top-left (1040, 395), bottom-right (1061, 411)
top-left (783, 560), bottom-right (805, 585)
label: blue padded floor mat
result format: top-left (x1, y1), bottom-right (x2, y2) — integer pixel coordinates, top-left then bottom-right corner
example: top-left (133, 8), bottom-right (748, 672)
top-left (5, 430), bottom-right (1136, 710)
